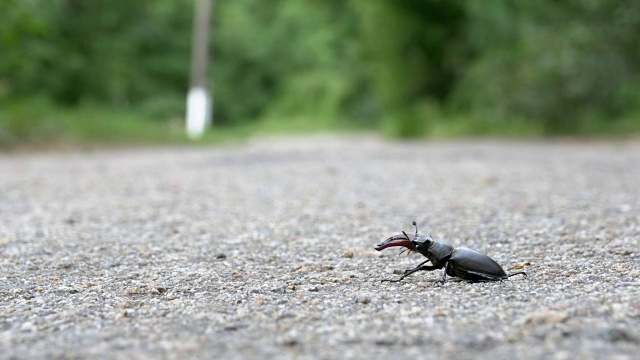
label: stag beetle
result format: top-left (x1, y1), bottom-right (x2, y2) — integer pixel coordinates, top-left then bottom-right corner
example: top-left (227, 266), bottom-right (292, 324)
top-left (375, 221), bottom-right (526, 283)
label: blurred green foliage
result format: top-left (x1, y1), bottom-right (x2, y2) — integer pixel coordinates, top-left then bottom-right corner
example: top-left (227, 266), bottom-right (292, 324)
top-left (454, 0), bottom-right (640, 134)
top-left (1, 0), bottom-right (639, 147)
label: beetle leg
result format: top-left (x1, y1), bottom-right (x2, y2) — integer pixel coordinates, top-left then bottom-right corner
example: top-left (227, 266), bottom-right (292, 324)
top-left (381, 260), bottom-right (438, 282)
top-left (403, 259), bottom-right (430, 274)
top-left (507, 271), bottom-right (527, 278)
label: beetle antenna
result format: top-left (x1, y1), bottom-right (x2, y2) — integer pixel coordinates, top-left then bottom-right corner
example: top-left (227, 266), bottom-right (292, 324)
top-left (412, 221), bottom-right (418, 235)
top-left (402, 231), bottom-right (410, 240)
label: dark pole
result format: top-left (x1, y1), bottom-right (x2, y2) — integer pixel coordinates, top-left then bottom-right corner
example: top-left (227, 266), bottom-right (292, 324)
top-left (186, 0), bottom-right (213, 138)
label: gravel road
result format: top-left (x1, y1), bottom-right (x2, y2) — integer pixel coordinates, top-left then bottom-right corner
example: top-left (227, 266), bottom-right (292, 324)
top-left (1, 135), bottom-right (639, 359)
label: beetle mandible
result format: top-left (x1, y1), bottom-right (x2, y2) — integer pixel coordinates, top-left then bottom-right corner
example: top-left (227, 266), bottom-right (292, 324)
top-left (375, 221), bottom-right (526, 283)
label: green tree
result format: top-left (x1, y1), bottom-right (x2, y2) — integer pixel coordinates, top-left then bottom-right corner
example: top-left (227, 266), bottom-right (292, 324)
top-left (452, 0), bottom-right (640, 133)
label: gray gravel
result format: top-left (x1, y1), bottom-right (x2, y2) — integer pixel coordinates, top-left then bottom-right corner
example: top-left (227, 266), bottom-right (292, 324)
top-left (1, 135), bottom-right (639, 359)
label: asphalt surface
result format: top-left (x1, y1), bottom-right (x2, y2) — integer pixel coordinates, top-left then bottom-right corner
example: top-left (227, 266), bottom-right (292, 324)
top-left (1, 135), bottom-right (639, 359)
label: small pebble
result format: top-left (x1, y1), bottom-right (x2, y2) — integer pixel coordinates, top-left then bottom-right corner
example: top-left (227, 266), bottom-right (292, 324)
top-left (356, 294), bottom-right (371, 304)
top-left (522, 310), bottom-right (569, 325)
top-left (118, 301), bottom-right (136, 309)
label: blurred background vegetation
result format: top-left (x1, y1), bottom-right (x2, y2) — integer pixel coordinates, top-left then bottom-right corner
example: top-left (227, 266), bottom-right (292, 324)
top-left (1, 0), bottom-right (639, 148)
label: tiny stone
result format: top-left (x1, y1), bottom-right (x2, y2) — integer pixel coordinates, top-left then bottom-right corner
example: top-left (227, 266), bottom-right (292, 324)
top-left (434, 310), bottom-right (448, 317)
top-left (374, 338), bottom-right (396, 346)
top-left (604, 327), bottom-right (638, 343)
top-left (224, 324), bottom-right (238, 331)
top-left (20, 322), bottom-right (36, 333)
top-left (114, 311), bottom-right (129, 320)
top-left (618, 204), bottom-right (631, 212)
top-left (356, 293), bottom-right (371, 304)
top-left (343, 250), bottom-right (354, 258)
top-left (523, 310), bottom-right (569, 325)
top-left (276, 312), bottom-right (296, 320)
top-left (121, 288), bottom-right (141, 296)
top-left (216, 253), bottom-right (227, 259)
top-left (57, 261), bottom-right (73, 270)
top-left (118, 301), bottom-right (136, 309)
top-left (57, 286), bottom-right (78, 294)
top-left (278, 338), bottom-right (300, 347)
top-left (270, 281), bottom-right (287, 292)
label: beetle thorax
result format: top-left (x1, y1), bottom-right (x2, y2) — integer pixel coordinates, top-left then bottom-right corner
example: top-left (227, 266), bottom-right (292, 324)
top-left (426, 240), bottom-right (455, 263)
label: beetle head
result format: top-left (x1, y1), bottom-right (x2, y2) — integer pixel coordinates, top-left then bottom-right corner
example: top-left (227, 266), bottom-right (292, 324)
top-left (411, 233), bottom-right (434, 253)
top-left (375, 221), bottom-right (432, 252)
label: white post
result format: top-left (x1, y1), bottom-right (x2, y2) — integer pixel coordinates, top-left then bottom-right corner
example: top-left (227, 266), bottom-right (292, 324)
top-left (186, 87), bottom-right (211, 139)
top-left (186, 0), bottom-right (213, 139)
